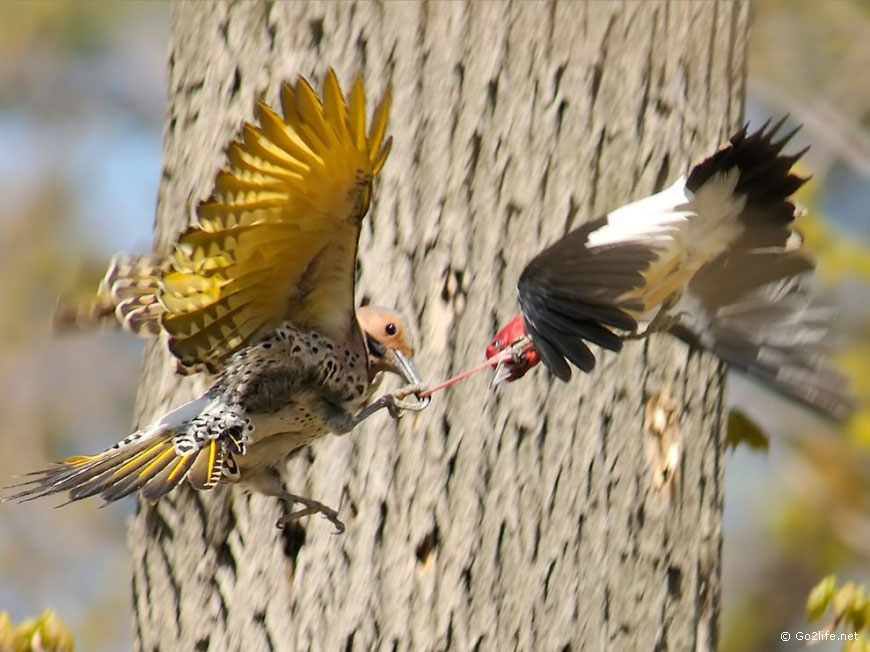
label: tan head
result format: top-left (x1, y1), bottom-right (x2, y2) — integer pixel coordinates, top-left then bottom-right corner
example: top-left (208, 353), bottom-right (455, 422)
top-left (356, 305), bottom-right (421, 385)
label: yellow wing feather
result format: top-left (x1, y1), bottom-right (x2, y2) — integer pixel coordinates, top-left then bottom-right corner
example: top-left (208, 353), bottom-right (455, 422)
top-left (50, 70), bottom-right (392, 372)
top-left (8, 431), bottom-right (231, 504)
top-left (154, 69), bottom-right (391, 369)
top-left (52, 70), bottom-right (391, 372)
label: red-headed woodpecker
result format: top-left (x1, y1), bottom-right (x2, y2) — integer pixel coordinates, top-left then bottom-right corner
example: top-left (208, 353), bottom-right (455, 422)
top-left (486, 119), bottom-right (853, 420)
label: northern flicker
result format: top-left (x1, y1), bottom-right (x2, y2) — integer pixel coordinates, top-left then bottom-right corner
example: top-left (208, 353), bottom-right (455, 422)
top-left (485, 119), bottom-right (853, 419)
top-left (9, 70), bottom-right (429, 531)
top-left (10, 305), bottom-right (422, 532)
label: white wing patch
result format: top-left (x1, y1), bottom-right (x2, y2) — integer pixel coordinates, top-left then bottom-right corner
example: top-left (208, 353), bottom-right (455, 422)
top-left (589, 169), bottom-right (746, 274)
top-left (587, 178), bottom-right (692, 248)
top-left (679, 167), bottom-right (745, 265)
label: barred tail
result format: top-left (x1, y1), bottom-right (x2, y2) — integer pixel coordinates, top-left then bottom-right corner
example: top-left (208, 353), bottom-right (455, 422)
top-left (52, 254), bottom-right (167, 337)
top-left (4, 396), bottom-right (230, 506)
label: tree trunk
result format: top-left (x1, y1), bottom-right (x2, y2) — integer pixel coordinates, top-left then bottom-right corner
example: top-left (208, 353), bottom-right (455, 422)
top-left (129, 1), bottom-right (748, 650)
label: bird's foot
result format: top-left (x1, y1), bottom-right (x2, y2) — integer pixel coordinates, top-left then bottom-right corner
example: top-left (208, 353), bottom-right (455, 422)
top-left (389, 383), bottom-right (430, 412)
top-left (624, 314), bottom-right (679, 340)
top-left (624, 296), bottom-right (683, 340)
top-left (276, 493), bottom-right (345, 534)
top-left (353, 383), bottom-right (430, 423)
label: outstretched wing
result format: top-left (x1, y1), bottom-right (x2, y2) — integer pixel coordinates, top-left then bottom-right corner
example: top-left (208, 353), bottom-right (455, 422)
top-left (54, 70), bottom-right (392, 372)
top-left (517, 217), bottom-right (662, 380)
top-left (161, 69), bottom-right (392, 370)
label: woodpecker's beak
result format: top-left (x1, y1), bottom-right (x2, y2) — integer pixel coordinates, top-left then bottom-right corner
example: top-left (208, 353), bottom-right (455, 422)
top-left (385, 348), bottom-right (430, 410)
top-left (490, 336), bottom-right (534, 386)
top-left (386, 348), bottom-right (424, 387)
top-left (491, 359), bottom-right (515, 386)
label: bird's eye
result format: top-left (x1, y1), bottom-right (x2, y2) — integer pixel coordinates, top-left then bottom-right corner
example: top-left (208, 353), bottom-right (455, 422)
top-left (385, 323), bottom-right (398, 336)
top-left (493, 340), bottom-right (502, 350)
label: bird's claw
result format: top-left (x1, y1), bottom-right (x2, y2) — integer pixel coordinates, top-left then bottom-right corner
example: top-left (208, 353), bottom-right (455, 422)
top-left (625, 313), bottom-right (680, 340)
top-left (625, 295), bottom-right (682, 340)
top-left (353, 383), bottom-right (430, 424)
top-left (378, 385), bottom-right (428, 420)
top-left (276, 494), bottom-right (345, 534)
top-left (390, 383), bottom-right (430, 412)
top-left (510, 335), bottom-right (532, 363)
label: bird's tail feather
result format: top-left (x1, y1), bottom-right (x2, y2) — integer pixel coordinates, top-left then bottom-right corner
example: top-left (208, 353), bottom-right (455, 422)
top-left (672, 250), bottom-right (855, 420)
top-left (52, 254), bottom-right (167, 336)
top-left (687, 117), bottom-right (808, 252)
top-left (4, 395), bottom-right (230, 505)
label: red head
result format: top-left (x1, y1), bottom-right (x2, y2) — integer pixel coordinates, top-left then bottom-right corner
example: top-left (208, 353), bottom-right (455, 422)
top-left (485, 315), bottom-right (540, 383)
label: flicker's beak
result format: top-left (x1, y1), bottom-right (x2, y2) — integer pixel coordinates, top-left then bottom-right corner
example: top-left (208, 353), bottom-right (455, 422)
top-left (385, 348), bottom-right (430, 410)
top-left (388, 349), bottom-right (424, 387)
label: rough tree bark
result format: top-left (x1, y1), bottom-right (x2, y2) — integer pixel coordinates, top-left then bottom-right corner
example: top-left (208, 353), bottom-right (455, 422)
top-left (128, 1), bottom-right (748, 650)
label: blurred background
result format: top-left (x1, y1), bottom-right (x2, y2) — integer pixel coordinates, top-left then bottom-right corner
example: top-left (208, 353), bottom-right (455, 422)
top-left (0, 1), bottom-right (867, 650)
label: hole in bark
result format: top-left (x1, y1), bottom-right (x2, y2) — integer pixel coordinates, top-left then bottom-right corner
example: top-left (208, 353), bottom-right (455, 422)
top-left (515, 425), bottom-right (529, 451)
top-left (281, 522), bottom-right (306, 564)
top-left (462, 564), bottom-right (472, 592)
top-left (344, 630), bottom-right (356, 652)
top-left (266, 18), bottom-right (276, 50)
top-left (556, 99), bottom-right (568, 135)
top-left (454, 62), bottom-right (465, 91)
top-left (375, 500), bottom-right (388, 543)
top-left (230, 67), bottom-right (241, 100)
top-left (590, 63), bottom-right (603, 107)
top-left (194, 638), bottom-right (209, 652)
top-left (415, 524), bottom-right (440, 565)
top-left (309, 17), bottom-right (324, 48)
top-left (487, 76), bottom-right (499, 113)
top-left (667, 565), bottom-right (682, 596)
top-left (446, 450), bottom-right (458, 484)
top-left (445, 613), bottom-right (454, 649)
top-left (356, 33), bottom-right (367, 69)
top-left (552, 62), bottom-right (567, 100)
top-left (494, 520), bottom-right (506, 564)
top-left (465, 131), bottom-right (482, 198)
top-left (145, 507), bottom-right (174, 542)
top-left (654, 154), bottom-right (670, 193)
top-left (543, 559), bottom-right (556, 600)
top-left (216, 538), bottom-right (236, 576)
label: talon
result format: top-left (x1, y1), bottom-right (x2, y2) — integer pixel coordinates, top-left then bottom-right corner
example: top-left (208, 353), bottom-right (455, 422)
top-left (390, 383), bottom-right (430, 412)
top-left (384, 395), bottom-right (402, 419)
top-left (276, 494), bottom-right (345, 533)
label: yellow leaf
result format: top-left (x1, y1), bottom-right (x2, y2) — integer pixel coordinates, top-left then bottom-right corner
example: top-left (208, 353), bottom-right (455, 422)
top-left (807, 574), bottom-right (838, 621)
top-left (834, 582), bottom-right (858, 622)
top-left (0, 611), bottom-right (14, 650)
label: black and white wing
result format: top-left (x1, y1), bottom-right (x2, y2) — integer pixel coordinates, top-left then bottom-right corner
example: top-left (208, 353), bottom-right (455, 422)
top-left (517, 217), bottom-right (662, 381)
